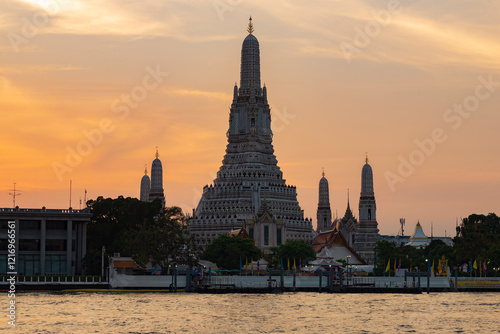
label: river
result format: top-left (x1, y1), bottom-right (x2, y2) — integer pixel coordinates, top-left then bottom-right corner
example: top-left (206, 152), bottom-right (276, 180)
top-left (4, 292), bottom-right (500, 333)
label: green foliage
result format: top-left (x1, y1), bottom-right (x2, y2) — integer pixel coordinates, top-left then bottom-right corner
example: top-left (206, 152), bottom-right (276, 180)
top-left (83, 196), bottom-right (197, 274)
top-left (125, 206), bottom-right (198, 273)
top-left (201, 234), bottom-right (261, 270)
top-left (454, 213), bottom-right (500, 269)
top-left (268, 241), bottom-right (316, 269)
top-left (375, 239), bottom-right (452, 275)
top-left (374, 240), bottom-right (399, 275)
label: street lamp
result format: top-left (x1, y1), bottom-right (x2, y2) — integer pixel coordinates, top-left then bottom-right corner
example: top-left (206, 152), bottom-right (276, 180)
top-left (346, 255), bottom-right (351, 279)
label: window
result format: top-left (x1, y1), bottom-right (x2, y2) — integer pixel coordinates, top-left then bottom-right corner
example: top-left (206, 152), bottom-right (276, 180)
top-left (20, 220), bottom-right (40, 230)
top-left (46, 239), bottom-right (67, 252)
top-left (264, 226), bottom-right (269, 246)
top-left (46, 220), bottom-right (67, 230)
top-left (18, 254), bottom-right (40, 275)
top-left (19, 239), bottom-right (40, 251)
top-left (277, 228), bottom-right (282, 245)
top-left (0, 220), bottom-right (11, 230)
top-left (45, 255), bottom-right (67, 275)
top-left (0, 255), bottom-right (7, 274)
top-left (368, 208), bottom-right (372, 220)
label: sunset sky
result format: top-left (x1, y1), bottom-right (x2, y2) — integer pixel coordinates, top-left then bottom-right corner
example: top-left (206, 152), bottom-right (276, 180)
top-left (1, 0), bottom-right (499, 237)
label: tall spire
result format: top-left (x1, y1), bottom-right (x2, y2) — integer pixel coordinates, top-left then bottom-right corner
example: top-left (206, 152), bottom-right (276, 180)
top-left (239, 17), bottom-right (261, 95)
top-left (365, 152), bottom-right (369, 164)
top-left (361, 155), bottom-right (374, 196)
top-left (189, 18), bottom-right (315, 252)
top-left (150, 147), bottom-right (165, 206)
top-left (247, 16), bottom-right (254, 34)
top-left (140, 164), bottom-right (151, 202)
top-left (317, 170), bottom-right (332, 232)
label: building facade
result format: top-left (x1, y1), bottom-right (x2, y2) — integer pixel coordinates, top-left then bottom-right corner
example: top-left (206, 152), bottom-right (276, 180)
top-left (0, 207), bottom-right (91, 275)
top-left (188, 19), bottom-right (315, 251)
top-left (354, 156), bottom-right (380, 263)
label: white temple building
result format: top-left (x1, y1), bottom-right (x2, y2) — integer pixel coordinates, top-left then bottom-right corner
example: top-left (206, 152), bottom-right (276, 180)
top-left (188, 18), bottom-right (315, 251)
top-left (406, 221), bottom-right (430, 248)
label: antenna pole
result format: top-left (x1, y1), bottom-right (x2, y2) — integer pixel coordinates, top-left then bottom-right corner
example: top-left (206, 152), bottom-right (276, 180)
top-left (69, 180), bottom-right (72, 209)
top-left (9, 183), bottom-right (22, 208)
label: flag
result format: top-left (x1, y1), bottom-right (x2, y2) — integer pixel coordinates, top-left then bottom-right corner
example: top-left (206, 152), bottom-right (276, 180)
top-left (245, 257), bottom-right (248, 271)
top-left (397, 259), bottom-right (401, 275)
top-left (280, 258), bottom-right (284, 270)
top-left (469, 260), bottom-right (473, 273)
top-left (427, 260), bottom-right (431, 273)
top-left (479, 260), bottom-right (482, 275)
top-left (473, 259), bottom-right (478, 270)
top-left (394, 259), bottom-right (397, 274)
top-left (251, 257), bottom-right (254, 273)
top-left (293, 258), bottom-right (297, 270)
top-left (431, 260), bottom-right (435, 276)
top-left (483, 260), bottom-right (487, 272)
top-left (385, 259), bottom-right (390, 276)
top-left (287, 258), bottom-right (290, 270)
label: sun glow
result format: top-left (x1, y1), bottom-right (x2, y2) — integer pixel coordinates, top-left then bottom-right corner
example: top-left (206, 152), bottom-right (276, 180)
top-left (20, 0), bottom-right (77, 13)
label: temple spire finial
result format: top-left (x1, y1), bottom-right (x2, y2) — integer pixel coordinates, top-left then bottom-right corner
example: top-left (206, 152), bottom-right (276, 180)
top-left (247, 16), bottom-right (254, 34)
top-left (365, 152), bottom-right (369, 164)
top-left (155, 146), bottom-right (159, 159)
top-left (322, 167), bottom-right (325, 177)
top-left (144, 164), bottom-right (148, 175)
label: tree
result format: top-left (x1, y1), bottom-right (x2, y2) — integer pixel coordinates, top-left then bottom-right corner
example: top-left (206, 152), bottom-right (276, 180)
top-left (201, 234), bottom-right (261, 270)
top-left (268, 241), bottom-right (316, 269)
top-left (454, 213), bottom-right (500, 269)
top-left (126, 206), bottom-right (198, 273)
top-left (84, 196), bottom-right (163, 274)
top-left (374, 240), bottom-right (399, 275)
top-left (83, 196), bottom-right (197, 275)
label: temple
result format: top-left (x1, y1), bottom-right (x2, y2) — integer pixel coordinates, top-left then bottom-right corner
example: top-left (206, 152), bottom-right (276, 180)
top-left (188, 18), bottom-right (315, 251)
top-left (139, 148), bottom-right (165, 206)
top-left (406, 221), bottom-right (429, 248)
